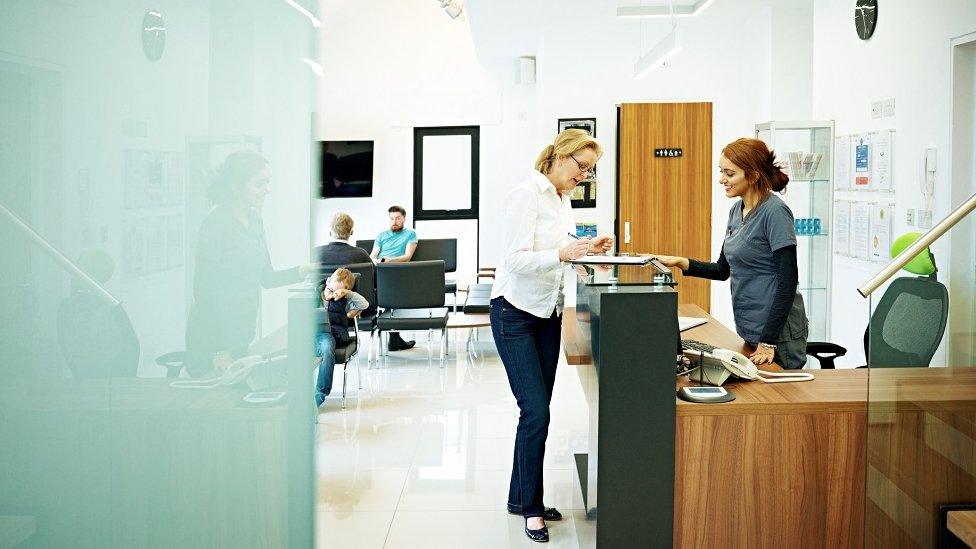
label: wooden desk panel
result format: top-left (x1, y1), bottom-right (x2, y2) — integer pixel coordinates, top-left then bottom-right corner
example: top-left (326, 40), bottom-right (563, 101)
top-left (562, 300), bottom-right (869, 548)
top-left (671, 305), bottom-right (867, 548)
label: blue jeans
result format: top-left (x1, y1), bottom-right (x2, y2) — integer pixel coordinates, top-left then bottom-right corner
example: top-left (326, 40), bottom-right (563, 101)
top-left (315, 332), bottom-right (336, 406)
top-left (489, 296), bottom-right (562, 519)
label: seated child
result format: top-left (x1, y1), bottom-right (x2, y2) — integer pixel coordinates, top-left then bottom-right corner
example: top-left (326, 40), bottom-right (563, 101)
top-left (315, 267), bottom-right (369, 406)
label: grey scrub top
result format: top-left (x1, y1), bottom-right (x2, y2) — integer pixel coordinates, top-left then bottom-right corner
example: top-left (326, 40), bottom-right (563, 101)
top-left (722, 194), bottom-right (799, 344)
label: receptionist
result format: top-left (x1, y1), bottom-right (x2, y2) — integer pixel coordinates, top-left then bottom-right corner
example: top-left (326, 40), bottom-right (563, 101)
top-left (652, 138), bottom-right (809, 370)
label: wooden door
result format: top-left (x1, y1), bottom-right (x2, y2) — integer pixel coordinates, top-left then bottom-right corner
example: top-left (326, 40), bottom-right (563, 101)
top-left (617, 103), bottom-right (712, 311)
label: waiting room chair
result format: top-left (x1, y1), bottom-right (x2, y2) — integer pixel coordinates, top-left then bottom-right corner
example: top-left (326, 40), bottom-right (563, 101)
top-left (807, 276), bottom-right (949, 369)
top-left (462, 283), bottom-right (492, 314)
top-left (355, 239), bottom-right (374, 255)
top-left (322, 262), bottom-right (379, 362)
top-left (375, 260), bottom-right (450, 362)
top-left (411, 238), bottom-right (459, 311)
top-left (317, 271), bottom-right (364, 408)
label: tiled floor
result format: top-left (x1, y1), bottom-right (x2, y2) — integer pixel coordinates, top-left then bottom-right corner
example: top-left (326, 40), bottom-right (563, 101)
top-left (315, 329), bottom-right (594, 548)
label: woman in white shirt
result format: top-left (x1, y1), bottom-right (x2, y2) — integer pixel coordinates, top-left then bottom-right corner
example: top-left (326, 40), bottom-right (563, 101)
top-left (490, 129), bottom-right (612, 543)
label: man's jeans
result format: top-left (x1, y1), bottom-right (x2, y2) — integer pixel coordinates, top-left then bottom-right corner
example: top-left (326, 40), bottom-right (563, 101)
top-left (489, 297), bottom-right (562, 518)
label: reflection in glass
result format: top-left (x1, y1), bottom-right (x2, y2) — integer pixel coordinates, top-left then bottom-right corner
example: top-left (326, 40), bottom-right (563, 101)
top-left (0, 1), bottom-right (316, 545)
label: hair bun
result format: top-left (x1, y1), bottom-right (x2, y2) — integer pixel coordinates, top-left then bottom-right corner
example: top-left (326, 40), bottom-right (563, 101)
top-left (770, 165), bottom-right (790, 192)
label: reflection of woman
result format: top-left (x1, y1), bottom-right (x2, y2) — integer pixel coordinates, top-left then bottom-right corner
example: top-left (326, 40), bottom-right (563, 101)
top-left (490, 129), bottom-right (613, 543)
top-left (654, 138), bottom-right (808, 369)
top-left (185, 151), bottom-right (311, 377)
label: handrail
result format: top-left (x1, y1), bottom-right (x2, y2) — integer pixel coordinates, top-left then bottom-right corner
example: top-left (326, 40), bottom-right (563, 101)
top-left (858, 192), bottom-right (976, 297)
top-left (0, 200), bottom-right (121, 307)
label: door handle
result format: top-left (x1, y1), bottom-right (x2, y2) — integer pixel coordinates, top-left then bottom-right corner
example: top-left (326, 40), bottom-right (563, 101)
top-left (624, 222), bottom-right (631, 244)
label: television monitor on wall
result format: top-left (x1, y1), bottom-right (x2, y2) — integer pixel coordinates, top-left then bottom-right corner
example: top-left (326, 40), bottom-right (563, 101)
top-left (320, 140), bottom-right (373, 198)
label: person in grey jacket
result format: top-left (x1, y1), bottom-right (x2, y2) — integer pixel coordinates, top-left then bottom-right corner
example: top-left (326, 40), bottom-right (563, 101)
top-left (315, 267), bottom-right (369, 406)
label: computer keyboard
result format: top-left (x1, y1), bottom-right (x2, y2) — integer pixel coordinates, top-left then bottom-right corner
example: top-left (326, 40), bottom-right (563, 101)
top-left (681, 339), bottom-right (717, 354)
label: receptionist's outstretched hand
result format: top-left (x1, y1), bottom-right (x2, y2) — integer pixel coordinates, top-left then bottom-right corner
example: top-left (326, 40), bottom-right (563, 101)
top-left (589, 235), bottom-right (614, 254)
top-left (649, 254), bottom-right (689, 271)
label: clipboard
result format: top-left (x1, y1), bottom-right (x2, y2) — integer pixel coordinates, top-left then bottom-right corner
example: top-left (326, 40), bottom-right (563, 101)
top-left (569, 255), bottom-right (654, 266)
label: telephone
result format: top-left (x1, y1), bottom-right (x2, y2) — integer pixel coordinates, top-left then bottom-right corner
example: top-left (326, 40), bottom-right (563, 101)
top-left (683, 348), bottom-right (814, 386)
top-left (170, 355), bottom-right (263, 389)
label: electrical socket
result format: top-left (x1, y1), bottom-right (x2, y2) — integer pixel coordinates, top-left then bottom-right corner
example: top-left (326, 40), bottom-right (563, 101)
top-left (919, 210), bottom-right (933, 229)
top-left (871, 101), bottom-right (883, 119)
top-left (883, 98), bottom-right (895, 117)
top-left (906, 208), bottom-right (916, 226)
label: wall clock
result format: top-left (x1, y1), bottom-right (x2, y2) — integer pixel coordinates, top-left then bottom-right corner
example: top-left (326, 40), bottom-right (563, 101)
top-left (854, 0), bottom-right (877, 41)
top-left (142, 10), bottom-right (166, 61)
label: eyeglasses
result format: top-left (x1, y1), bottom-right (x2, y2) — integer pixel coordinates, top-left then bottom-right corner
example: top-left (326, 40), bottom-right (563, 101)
top-left (569, 154), bottom-right (595, 178)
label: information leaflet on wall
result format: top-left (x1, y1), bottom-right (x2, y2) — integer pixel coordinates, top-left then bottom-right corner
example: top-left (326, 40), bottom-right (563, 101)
top-left (869, 203), bottom-right (894, 261)
top-left (833, 200), bottom-right (851, 256)
top-left (853, 134), bottom-right (871, 189)
top-left (834, 136), bottom-right (851, 190)
top-left (851, 201), bottom-right (871, 259)
top-left (871, 130), bottom-right (893, 191)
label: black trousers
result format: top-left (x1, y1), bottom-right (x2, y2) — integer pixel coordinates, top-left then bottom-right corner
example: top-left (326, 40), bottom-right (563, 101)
top-left (489, 297), bottom-right (562, 518)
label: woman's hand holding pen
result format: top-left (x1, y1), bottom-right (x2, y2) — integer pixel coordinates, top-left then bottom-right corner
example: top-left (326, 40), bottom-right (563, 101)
top-left (559, 239), bottom-right (591, 261)
top-left (588, 235), bottom-right (613, 254)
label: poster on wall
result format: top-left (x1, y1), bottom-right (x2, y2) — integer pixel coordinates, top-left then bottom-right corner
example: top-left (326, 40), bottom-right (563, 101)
top-left (869, 203), bottom-right (894, 261)
top-left (558, 117), bottom-right (596, 137)
top-left (851, 201), bottom-right (871, 259)
top-left (575, 222), bottom-right (597, 238)
top-left (833, 200), bottom-right (851, 256)
top-left (834, 136), bottom-right (851, 190)
top-left (853, 134), bottom-right (871, 189)
top-left (558, 118), bottom-right (598, 208)
top-left (871, 130), bottom-right (893, 191)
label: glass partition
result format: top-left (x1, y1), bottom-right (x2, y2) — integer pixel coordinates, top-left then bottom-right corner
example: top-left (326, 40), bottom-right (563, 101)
top-left (864, 212), bottom-right (976, 547)
top-left (0, 2), bottom-right (317, 546)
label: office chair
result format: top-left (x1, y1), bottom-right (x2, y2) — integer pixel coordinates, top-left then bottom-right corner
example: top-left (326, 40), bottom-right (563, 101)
top-left (411, 238), bottom-right (459, 311)
top-left (808, 237), bottom-right (948, 369)
top-left (375, 260), bottom-right (449, 362)
top-left (57, 291), bottom-right (140, 378)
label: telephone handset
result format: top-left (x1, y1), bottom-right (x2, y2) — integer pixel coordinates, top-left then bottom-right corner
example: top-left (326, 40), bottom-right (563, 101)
top-left (683, 348), bottom-right (814, 386)
top-left (170, 355), bottom-right (263, 389)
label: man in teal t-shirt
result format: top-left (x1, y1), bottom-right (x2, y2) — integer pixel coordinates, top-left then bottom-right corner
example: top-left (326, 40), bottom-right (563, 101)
top-left (371, 205), bottom-right (418, 263)
top-left (371, 205), bottom-right (418, 351)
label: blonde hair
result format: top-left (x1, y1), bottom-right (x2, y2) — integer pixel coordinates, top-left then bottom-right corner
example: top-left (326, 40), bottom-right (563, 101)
top-left (331, 267), bottom-right (355, 289)
top-left (534, 129), bottom-right (603, 174)
top-left (330, 212), bottom-right (354, 240)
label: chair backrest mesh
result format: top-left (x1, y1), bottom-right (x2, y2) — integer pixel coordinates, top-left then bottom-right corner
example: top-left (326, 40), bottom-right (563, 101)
top-left (867, 276), bottom-right (948, 368)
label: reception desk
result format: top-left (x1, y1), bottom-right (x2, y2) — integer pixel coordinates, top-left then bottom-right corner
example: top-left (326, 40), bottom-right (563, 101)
top-left (565, 266), bottom-right (868, 548)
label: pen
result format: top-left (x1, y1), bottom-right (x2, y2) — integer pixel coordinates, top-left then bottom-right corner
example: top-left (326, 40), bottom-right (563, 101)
top-left (567, 232), bottom-right (580, 240)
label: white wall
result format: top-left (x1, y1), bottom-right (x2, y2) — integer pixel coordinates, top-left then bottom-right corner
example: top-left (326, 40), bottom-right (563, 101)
top-left (318, 0), bottom-right (791, 329)
top-left (314, 0), bottom-right (499, 248)
top-left (811, 0), bottom-right (976, 366)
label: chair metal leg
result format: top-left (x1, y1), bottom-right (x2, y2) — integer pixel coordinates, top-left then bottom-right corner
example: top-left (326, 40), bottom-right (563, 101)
top-left (440, 328), bottom-right (447, 365)
top-left (357, 354), bottom-right (362, 390)
top-left (341, 362), bottom-right (347, 409)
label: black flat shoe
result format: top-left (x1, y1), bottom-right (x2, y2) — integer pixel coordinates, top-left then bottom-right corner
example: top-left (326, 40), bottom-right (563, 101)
top-left (508, 506), bottom-right (562, 521)
top-left (524, 521), bottom-right (549, 543)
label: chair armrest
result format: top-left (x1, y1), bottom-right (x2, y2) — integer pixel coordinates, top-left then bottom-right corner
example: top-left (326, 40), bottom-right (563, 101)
top-left (806, 341), bottom-right (847, 370)
top-left (806, 342), bottom-right (847, 356)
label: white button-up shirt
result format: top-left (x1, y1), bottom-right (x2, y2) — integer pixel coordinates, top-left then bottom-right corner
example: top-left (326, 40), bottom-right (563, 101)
top-left (491, 170), bottom-right (576, 318)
